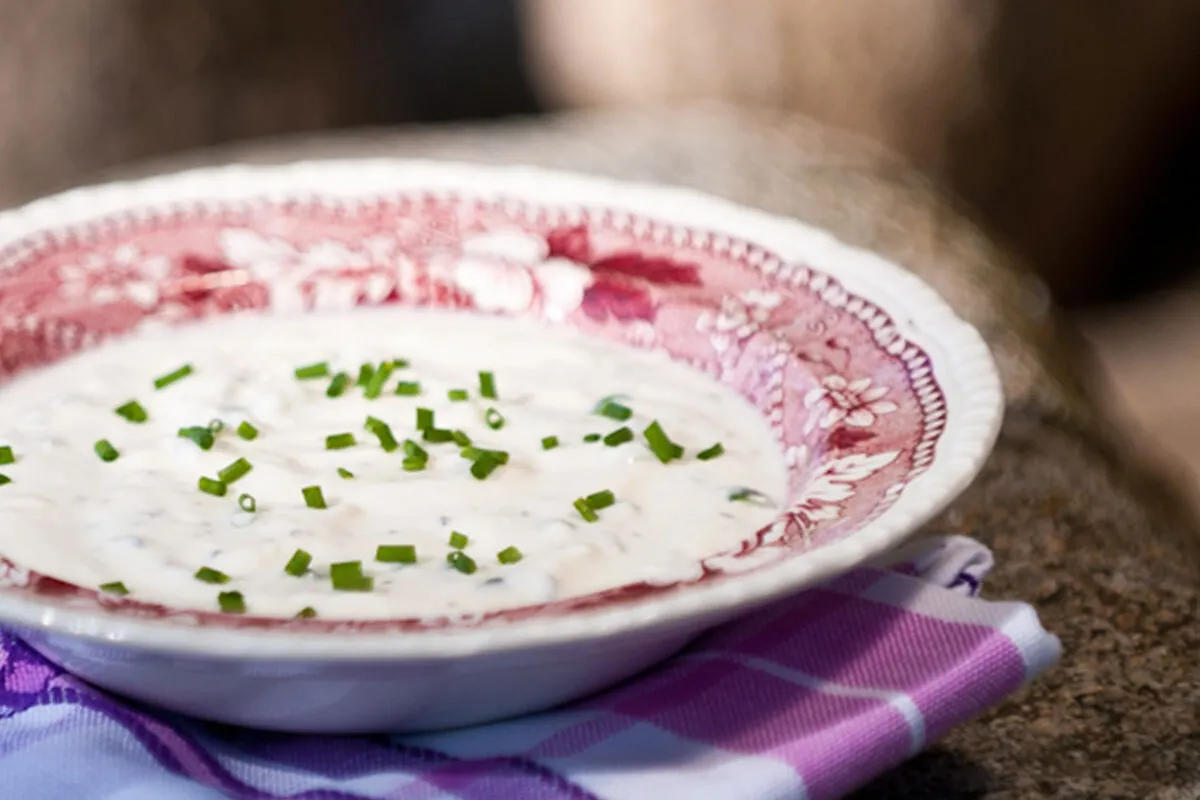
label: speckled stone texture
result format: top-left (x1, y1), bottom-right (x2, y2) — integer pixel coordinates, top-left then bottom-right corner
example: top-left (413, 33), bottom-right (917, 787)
top-left (93, 108), bottom-right (1200, 798)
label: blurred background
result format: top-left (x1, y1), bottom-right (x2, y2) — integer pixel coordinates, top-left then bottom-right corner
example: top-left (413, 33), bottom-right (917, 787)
top-left (3, 0), bottom-right (1200, 491)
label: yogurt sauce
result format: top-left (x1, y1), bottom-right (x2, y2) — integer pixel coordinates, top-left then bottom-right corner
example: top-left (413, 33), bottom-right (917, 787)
top-left (0, 308), bottom-right (787, 619)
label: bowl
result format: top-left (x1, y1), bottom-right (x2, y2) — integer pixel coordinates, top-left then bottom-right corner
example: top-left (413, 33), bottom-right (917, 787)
top-left (0, 160), bottom-right (1002, 732)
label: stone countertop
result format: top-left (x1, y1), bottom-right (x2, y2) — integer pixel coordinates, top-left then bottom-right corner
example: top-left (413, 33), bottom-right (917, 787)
top-left (100, 108), bottom-right (1200, 798)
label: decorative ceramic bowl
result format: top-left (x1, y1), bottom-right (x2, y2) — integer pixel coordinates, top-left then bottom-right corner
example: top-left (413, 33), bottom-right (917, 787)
top-left (0, 161), bottom-right (1002, 733)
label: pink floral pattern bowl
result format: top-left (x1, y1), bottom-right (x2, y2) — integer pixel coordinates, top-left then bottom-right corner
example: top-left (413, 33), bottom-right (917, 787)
top-left (0, 161), bottom-right (1002, 732)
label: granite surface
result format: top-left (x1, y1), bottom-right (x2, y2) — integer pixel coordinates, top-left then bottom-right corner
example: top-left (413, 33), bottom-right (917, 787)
top-left (97, 108), bottom-right (1200, 798)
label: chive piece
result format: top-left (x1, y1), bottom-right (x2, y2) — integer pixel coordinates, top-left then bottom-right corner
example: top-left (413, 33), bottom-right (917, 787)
top-left (364, 415), bottom-right (385, 432)
top-left (697, 443), bottom-right (725, 461)
top-left (391, 358), bottom-right (410, 369)
top-left (394, 381), bottom-right (422, 396)
top-left (302, 485), bottom-right (327, 509)
top-left (583, 433), bottom-right (601, 443)
top-left (485, 449), bottom-right (510, 465)
top-left (643, 420), bottom-right (682, 463)
top-left (451, 429), bottom-right (472, 447)
top-left (355, 363), bottom-right (376, 386)
top-left (376, 544), bottom-right (417, 564)
top-left (217, 457), bottom-right (252, 484)
top-left (728, 487), bottom-right (773, 505)
top-left (497, 546), bottom-right (523, 565)
top-left (115, 400), bottom-right (148, 424)
top-left (94, 439), bottom-right (119, 462)
top-left (423, 427), bottom-right (454, 443)
top-left (325, 432), bottom-right (357, 450)
top-left (460, 445), bottom-right (484, 462)
top-left (326, 372), bottom-right (351, 398)
top-left (603, 427), bottom-right (634, 447)
top-left (448, 531), bottom-right (469, 549)
top-left (403, 439), bottom-right (428, 461)
top-left (540, 436), bottom-right (560, 451)
top-left (484, 408), bottom-right (505, 430)
top-left (238, 493), bottom-right (256, 513)
top-left (586, 490), bottom-right (616, 510)
top-left (284, 549), bottom-right (312, 576)
top-left (99, 581), bottom-right (128, 596)
top-left (198, 476), bottom-right (227, 497)
top-left (337, 467), bottom-right (354, 479)
top-left (0, 446), bottom-right (12, 465)
top-left (294, 362), bottom-right (330, 380)
top-left (218, 591), bottom-right (246, 614)
top-left (236, 421), bottom-right (259, 441)
top-left (574, 498), bottom-right (599, 522)
top-left (446, 551), bottom-right (477, 575)
top-left (154, 364), bottom-right (193, 390)
top-left (402, 457), bottom-right (427, 472)
top-left (447, 389), bottom-right (469, 402)
top-left (296, 606), bottom-right (317, 619)
top-left (595, 397), bottom-right (633, 422)
top-left (208, 418), bottom-right (224, 434)
top-left (416, 407), bottom-right (434, 431)
top-left (330, 561), bottom-right (373, 591)
top-left (194, 566), bottom-right (230, 585)
top-left (178, 426), bottom-right (215, 450)
top-left (363, 362), bottom-right (395, 399)
top-left (367, 420), bottom-right (398, 453)
top-left (478, 371), bottom-right (497, 400)
top-left (470, 455), bottom-right (500, 480)
top-left (0, 474), bottom-right (10, 487)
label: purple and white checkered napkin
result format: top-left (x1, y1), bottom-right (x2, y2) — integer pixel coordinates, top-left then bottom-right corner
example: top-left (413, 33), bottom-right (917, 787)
top-left (0, 536), bottom-right (1059, 800)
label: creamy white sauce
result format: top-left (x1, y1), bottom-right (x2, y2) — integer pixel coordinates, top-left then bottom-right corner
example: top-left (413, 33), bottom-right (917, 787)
top-left (0, 309), bottom-right (786, 619)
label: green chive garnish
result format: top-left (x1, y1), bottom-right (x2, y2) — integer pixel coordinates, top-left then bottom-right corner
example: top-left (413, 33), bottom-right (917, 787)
top-left (284, 549), bottom-right (312, 576)
top-left (194, 566), bottom-right (230, 584)
top-left (478, 371), bottom-right (497, 400)
top-left (99, 581), bottom-right (128, 596)
top-left (451, 430), bottom-right (472, 447)
top-left (115, 400), bottom-right (148, 424)
top-left (294, 362), bottom-right (330, 380)
top-left (728, 487), bottom-right (772, 505)
top-left (470, 455), bottom-right (500, 480)
top-left (363, 362), bottom-right (394, 399)
top-left (218, 591), bottom-right (246, 614)
top-left (0, 446), bottom-right (14, 465)
top-left (460, 446), bottom-right (484, 461)
top-left (403, 440), bottom-right (428, 461)
top-left (596, 397), bottom-right (632, 422)
top-left (238, 493), bottom-right (256, 513)
top-left (394, 381), bottom-right (422, 396)
top-left (497, 546), bottom-right (523, 565)
top-left (325, 433), bottom-right (357, 450)
top-left (416, 408), bottom-right (435, 431)
top-left (586, 490), bottom-right (616, 510)
top-left (296, 606), bottom-right (317, 619)
top-left (209, 419), bottom-right (224, 434)
top-left (365, 417), bottom-right (398, 452)
top-left (178, 426), bottom-right (214, 450)
top-left (447, 389), bottom-right (469, 402)
top-left (391, 358), bottom-right (410, 369)
top-left (330, 561), bottom-right (373, 591)
top-left (422, 427), bottom-right (454, 443)
top-left (583, 433), bottom-right (601, 443)
top-left (573, 498), bottom-right (599, 522)
top-left (198, 476), bottom-right (226, 497)
top-left (446, 551), bottom-right (477, 575)
top-left (402, 457), bottom-right (427, 472)
top-left (94, 440), bottom-right (119, 462)
top-left (448, 531), bottom-right (469, 549)
top-left (376, 544), bottom-right (417, 564)
top-left (697, 443), bottom-right (725, 461)
top-left (302, 485), bottom-right (326, 509)
top-left (326, 372), bottom-right (351, 398)
top-left (154, 364), bottom-right (193, 390)
top-left (643, 420), bottom-right (683, 463)
top-left (337, 467), bottom-right (355, 479)
top-left (216, 457), bottom-right (252, 484)
top-left (356, 363), bottom-right (376, 386)
top-left (541, 436), bottom-right (559, 450)
top-left (603, 427), bottom-right (634, 447)
top-left (0, 475), bottom-right (10, 487)
top-left (484, 408), bottom-right (505, 430)
top-left (236, 421), bottom-right (259, 441)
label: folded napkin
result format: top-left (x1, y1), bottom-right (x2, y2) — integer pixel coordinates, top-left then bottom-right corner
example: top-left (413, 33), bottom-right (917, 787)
top-left (0, 536), bottom-right (1059, 800)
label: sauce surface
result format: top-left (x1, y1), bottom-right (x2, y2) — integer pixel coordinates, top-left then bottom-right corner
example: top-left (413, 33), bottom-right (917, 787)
top-left (0, 309), bottom-right (786, 619)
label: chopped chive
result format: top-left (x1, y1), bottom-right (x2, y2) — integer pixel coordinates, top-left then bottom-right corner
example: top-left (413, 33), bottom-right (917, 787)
top-left (484, 407), bottom-right (505, 430)
top-left (451, 429), bottom-right (472, 447)
top-left (364, 415), bottom-right (385, 433)
top-left (728, 487), bottom-right (773, 505)
top-left (0, 474), bottom-right (10, 487)
top-left (470, 455), bottom-right (500, 480)
top-left (367, 419), bottom-right (399, 452)
top-left (296, 606), bottom-right (317, 619)
top-left (294, 362), bottom-right (330, 380)
top-left (325, 432), bottom-right (357, 450)
top-left (284, 549), bottom-right (312, 576)
top-left (194, 566), bottom-right (230, 585)
top-left (238, 493), bottom-right (257, 513)
top-left (94, 439), bottom-right (119, 462)
top-left (485, 449), bottom-right (510, 465)
top-left (355, 363), bottom-right (376, 386)
top-left (573, 498), bottom-right (599, 522)
top-left (236, 421), bottom-right (259, 441)
top-left (422, 427), bottom-right (454, 443)
top-left (447, 389), bottom-right (469, 402)
top-left (643, 420), bottom-right (682, 463)
top-left (403, 439), bottom-right (428, 461)
top-left (376, 544), bottom-right (417, 564)
top-left (208, 418), bottom-right (224, 434)
top-left (154, 364), bottom-right (193, 390)
top-left (460, 445), bottom-right (484, 461)
top-left (326, 372), bottom-right (351, 398)
top-left (478, 371), bottom-right (497, 400)
top-left (337, 467), bottom-right (355, 479)
top-left (446, 551), bottom-right (477, 575)
top-left (586, 489), bottom-right (616, 510)
top-left (391, 358), bottom-right (410, 369)
top-left (603, 427), bottom-right (634, 447)
top-left (330, 561), bottom-right (373, 591)
top-left (497, 546), bottom-right (523, 565)
top-left (448, 531), bottom-right (469, 549)
top-left (402, 457), bottom-right (427, 472)
top-left (416, 407), bottom-right (435, 431)
top-left (394, 381), bottom-right (421, 396)
top-left (302, 485), bottom-right (327, 509)
top-left (583, 433), bottom-right (601, 443)
top-left (178, 426), bottom-right (215, 450)
top-left (217, 457), bottom-right (252, 484)
top-left (541, 436), bottom-right (560, 450)
top-left (99, 581), bottom-right (128, 596)
top-left (115, 400), bottom-right (148, 424)
top-left (595, 397), bottom-right (632, 422)
top-left (0, 446), bottom-right (14, 465)
top-left (198, 476), bottom-right (227, 497)
top-left (697, 443), bottom-right (725, 461)
top-left (363, 362), bottom-right (395, 399)
top-left (218, 591), bottom-right (246, 614)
